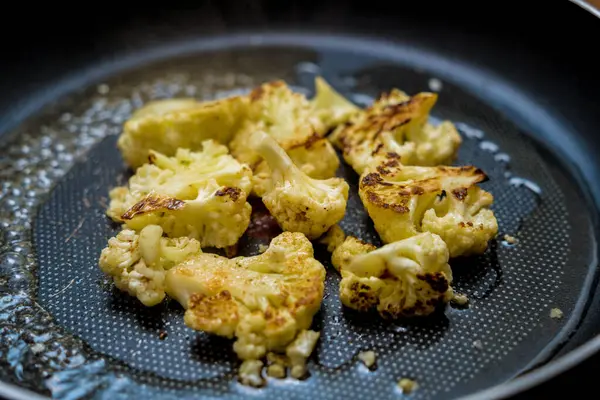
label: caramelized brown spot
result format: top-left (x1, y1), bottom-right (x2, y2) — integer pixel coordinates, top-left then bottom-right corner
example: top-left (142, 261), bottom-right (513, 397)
top-left (122, 194), bottom-right (185, 220)
top-left (411, 186), bottom-right (425, 195)
top-left (361, 173), bottom-right (384, 187)
top-left (148, 153), bottom-right (157, 164)
top-left (452, 188), bottom-right (468, 201)
top-left (215, 187), bottom-right (242, 201)
top-left (417, 272), bottom-right (449, 293)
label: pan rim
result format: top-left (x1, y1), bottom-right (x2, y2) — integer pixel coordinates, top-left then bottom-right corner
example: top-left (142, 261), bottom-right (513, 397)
top-left (1, 6), bottom-right (599, 398)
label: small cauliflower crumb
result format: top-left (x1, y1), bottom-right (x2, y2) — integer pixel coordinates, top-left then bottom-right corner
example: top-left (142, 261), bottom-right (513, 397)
top-left (286, 330), bottom-right (320, 379)
top-left (239, 360), bottom-right (264, 387)
top-left (31, 343), bottom-right (45, 354)
top-left (504, 234), bottom-right (518, 244)
top-left (266, 364), bottom-right (286, 379)
top-left (473, 340), bottom-right (483, 350)
top-left (451, 293), bottom-right (469, 307)
top-left (551, 308), bottom-right (564, 319)
top-left (357, 350), bottom-right (377, 369)
top-left (397, 378), bottom-right (418, 394)
top-left (257, 244), bottom-right (269, 253)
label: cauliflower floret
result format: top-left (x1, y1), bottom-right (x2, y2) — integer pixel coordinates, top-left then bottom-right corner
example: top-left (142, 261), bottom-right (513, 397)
top-left (331, 236), bottom-right (377, 271)
top-left (359, 153), bottom-right (498, 257)
top-left (107, 140), bottom-right (253, 248)
top-left (118, 95), bottom-right (247, 169)
top-left (252, 136), bottom-right (340, 197)
top-left (165, 232), bottom-right (326, 362)
top-left (319, 224), bottom-right (346, 253)
top-left (248, 131), bottom-right (349, 239)
top-left (229, 81), bottom-right (340, 190)
top-left (99, 225), bottom-right (201, 306)
top-left (339, 232), bottom-right (453, 318)
top-left (230, 80), bottom-right (326, 167)
top-left (310, 76), bottom-right (359, 130)
top-left (330, 90), bottom-right (462, 174)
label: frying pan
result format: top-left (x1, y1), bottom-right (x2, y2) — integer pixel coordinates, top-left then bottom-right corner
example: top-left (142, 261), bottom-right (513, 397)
top-left (1, 1), bottom-right (599, 399)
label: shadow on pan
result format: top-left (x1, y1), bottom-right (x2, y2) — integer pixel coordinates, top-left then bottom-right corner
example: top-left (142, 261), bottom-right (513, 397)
top-left (0, 1), bottom-right (599, 399)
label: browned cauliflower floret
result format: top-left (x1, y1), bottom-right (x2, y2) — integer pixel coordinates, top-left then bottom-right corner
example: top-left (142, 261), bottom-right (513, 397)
top-left (229, 81), bottom-right (341, 195)
top-left (331, 236), bottom-right (376, 271)
top-left (107, 140), bottom-right (253, 249)
top-left (99, 225), bottom-right (202, 306)
top-left (248, 131), bottom-right (349, 239)
top-left (229, 80), bottom-right (327, 168)
top-left (164, 232), bottom-right (326, 362)
top-left (118, 96), bottom-right (247, 169)
top-left (338, 232), bottom-right (453, 318)
top-left (330, 90), bottom-right (462, 174)
top-left (359, 153), bottom-right (498, 257)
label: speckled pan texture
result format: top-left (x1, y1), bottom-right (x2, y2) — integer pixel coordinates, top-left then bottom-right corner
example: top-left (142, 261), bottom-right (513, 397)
top-left (0, 44), bottom-right (596, 400)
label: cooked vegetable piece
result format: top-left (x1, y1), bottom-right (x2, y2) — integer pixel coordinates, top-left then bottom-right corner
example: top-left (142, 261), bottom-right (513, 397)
top-left (165, 232), bottom-right (326, 363)
top-left (108, 140), bottom-right (253, 248)
top-left (248, 131), bottom-right (349, 239)
top-left (359, 153), bottom-right (497, 257)
top-left (330, 89), bottom-right (461, 174)
top-left (99, 225), bottom-right (202, 306)
top-left (338, 232), bottom-right (454, 318)
top-left (118, 96), bottom-right (247, 169)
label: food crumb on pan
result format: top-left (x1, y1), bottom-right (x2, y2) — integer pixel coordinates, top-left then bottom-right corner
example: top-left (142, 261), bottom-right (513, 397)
top-left (397, 378), bottom-right (418, 394)
top-left (31, 343), bottom-right (45, 354)
top-left (503, 234), bottom-right (518, 244)
top-left (451, 293), bottom-right (469, 307)
top-left (357, 350), bottom-right (377, 369)
top-left (473, 340), bottom-right (483, 350)
top-left (159, 331), bottom-right (168, 340)
top-left (428, 78), bottom-right (443, 92)
top-left (239, 360), bottom-right (264, 387)
top-left (97, 83), bottom-right (110, 94)
top-left (266, 363), bottom-right (286, 379)
top-left (258, 244), bottom-right (269, 253)
top-left (550, 308), bottom-right (564, 319)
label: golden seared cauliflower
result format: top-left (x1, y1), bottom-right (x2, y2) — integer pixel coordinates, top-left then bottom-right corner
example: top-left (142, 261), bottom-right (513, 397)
top-left (339, 232), bottom-right (453, 318)
top-left (107, 140), bottom-right (253, 248)
top-left (359, 153), bottom-right (498, 257)
top-left (230, 80), bottom-right (326, 167)
top-left (248, 131), bottom-right (349, 239)
top-left (99, 225), bottom-right (201, 306)
top-left (331, 236), bottom-right (377, 271)
top-left (118, 95), bottom-right (247, 169)
top-left (330, 90), bottom-right (462, 174)
top-left (165, 232), bottom-right (326, 364)
top-left (229, 80), bottom-right (340, 191)
top-left (310, 76), bottom-right (359, 130)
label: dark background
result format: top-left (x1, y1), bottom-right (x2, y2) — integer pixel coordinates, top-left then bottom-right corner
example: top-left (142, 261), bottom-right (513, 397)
top-left (0, 1), bottom-right (598, 399)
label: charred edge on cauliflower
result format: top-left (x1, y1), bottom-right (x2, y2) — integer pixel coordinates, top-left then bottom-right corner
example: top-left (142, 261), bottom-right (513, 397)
top-left (122, 194), bottom-right (185, 220)
top-left (215, 187), bottom-right (242, 201)
top-left (288, 132), bottom-right (322, 150)
top-left (360, 164), bottom-right (488, 214)
top-left (338, 93), bottom-right (432, 148)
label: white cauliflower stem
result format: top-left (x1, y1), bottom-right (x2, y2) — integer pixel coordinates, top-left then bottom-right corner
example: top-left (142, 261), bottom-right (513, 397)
top-left (99, 225), bottom-right (201, 306)
top-left (107, 140), bottom-right (253, 248)
top-left (248, 131), bottom-right (349, 239)
top-left (339, 232), bottom-right (453, 318)
top-left (165, 232), bottom-right (326, 362)
top-left (330, 90), bottom-right (461, 174)
top-left (359, 153), bottom-right (498, 257)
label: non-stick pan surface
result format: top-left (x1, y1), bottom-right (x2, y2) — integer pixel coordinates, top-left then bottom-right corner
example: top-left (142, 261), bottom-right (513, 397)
top-left (1, 2), bottom-right (599, 399)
